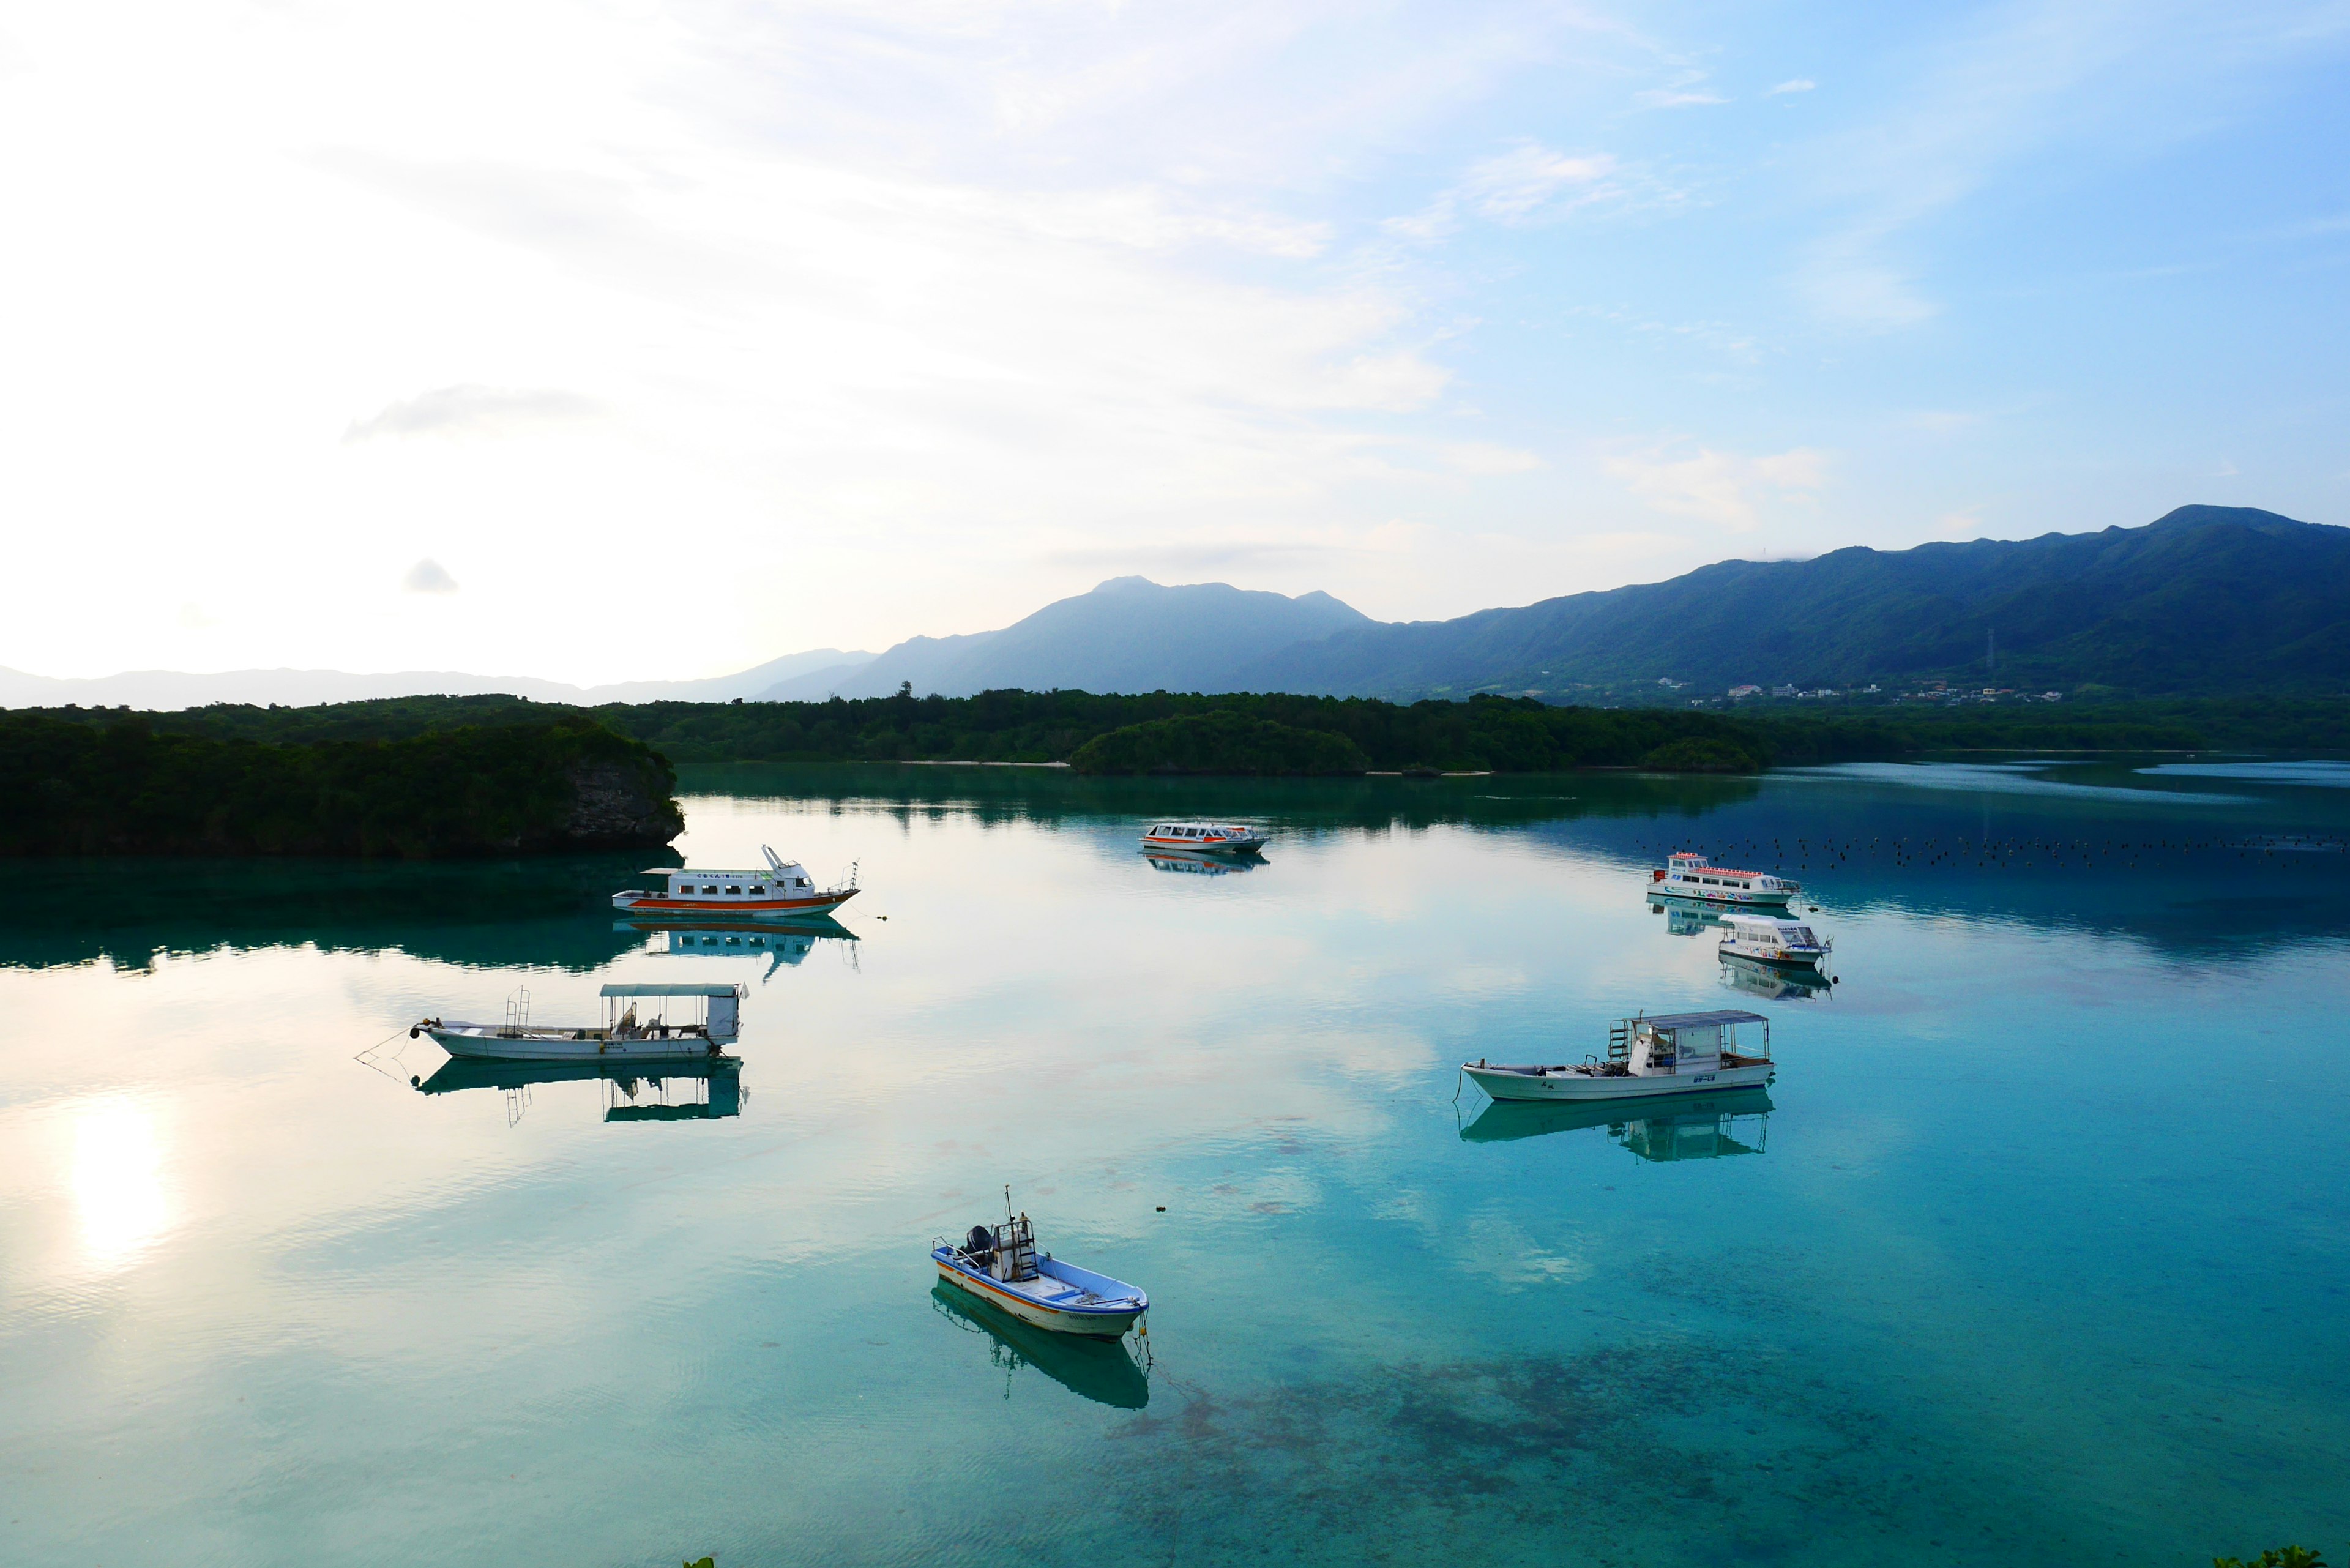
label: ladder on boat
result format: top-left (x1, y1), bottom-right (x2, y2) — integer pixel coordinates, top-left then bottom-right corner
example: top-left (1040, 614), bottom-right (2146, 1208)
top-left (1608, 1020), bottom-right (1632, 1064)
top-left (992, 1215), bottom-right (1039, 1282)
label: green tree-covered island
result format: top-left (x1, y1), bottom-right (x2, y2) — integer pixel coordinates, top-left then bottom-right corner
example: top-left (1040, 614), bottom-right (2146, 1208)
top-left (4, 687), bottom-right (2333, 857)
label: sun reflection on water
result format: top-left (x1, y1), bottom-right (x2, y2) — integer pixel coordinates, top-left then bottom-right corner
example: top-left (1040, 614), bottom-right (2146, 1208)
top-left (70, 1097), bottom-right (171, 1270)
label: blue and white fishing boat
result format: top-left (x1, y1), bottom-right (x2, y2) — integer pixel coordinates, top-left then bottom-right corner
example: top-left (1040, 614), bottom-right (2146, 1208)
top-left (932, 1198), bottom-right (1148, 1340)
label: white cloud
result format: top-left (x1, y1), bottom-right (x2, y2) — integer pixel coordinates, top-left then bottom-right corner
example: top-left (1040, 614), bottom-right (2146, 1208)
top-left (402, 559), bottom-right (460, 595)
top-left (1636, 69), bottom-right (1726, 108)
top-left (1387, 139), bottom-right (1644, 239)
top-left (1769, 78), bottom-right (1816, 95)
top-left (1438, 440), bottom-right (1545, 476)
top-left (1463, 143), bottom-right (1620, 220)
top-left (1602, 442), bottom-right (1830, 531)
top-left (345, 385), bottom-right (600, 442)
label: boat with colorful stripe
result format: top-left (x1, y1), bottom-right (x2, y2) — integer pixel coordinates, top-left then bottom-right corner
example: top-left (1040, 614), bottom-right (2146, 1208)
top-left (1649, 851), bottom-right (1799, 906)
top-left (1141, 821), bottom-right (1266, 855)
top-left (612, 845), bottom-right (857, 920)
top-left (932, 1202), bottom-right (1148, 1340)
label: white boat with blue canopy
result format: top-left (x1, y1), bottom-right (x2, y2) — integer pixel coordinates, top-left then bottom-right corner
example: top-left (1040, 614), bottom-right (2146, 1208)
top-left (932, 1200), bottom-right (1148, 1340)
top-left (1462, 1009), bottom-right (1775, 1102)
top-left (1718, 914), bottom-right (1832, 971)
top-left (415, 982), bottom-right (745, 1062)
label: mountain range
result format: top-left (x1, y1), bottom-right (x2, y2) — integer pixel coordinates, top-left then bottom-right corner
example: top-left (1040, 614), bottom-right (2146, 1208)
top-left (7, 506), bottom-right (2343, 710)
top-left (0, 647), bottom-right (871, 712)
top-left (1239, 504), bottom-right (2350, 698)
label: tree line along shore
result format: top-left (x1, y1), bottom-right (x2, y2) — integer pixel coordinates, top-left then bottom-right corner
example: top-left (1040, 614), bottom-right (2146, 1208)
top-left (1, 690), bottom-right (2334, 857)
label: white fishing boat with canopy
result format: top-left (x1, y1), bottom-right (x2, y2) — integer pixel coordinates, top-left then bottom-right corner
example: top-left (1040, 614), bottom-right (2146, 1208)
top-left (414, 982), bottom-right (745, 1062)
top-left (1462, 1009), bottom-right (1775, 1102)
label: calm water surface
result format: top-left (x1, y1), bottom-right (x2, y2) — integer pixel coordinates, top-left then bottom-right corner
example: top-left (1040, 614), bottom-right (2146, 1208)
top-left (3, 760), bottom-right (2348, 1567)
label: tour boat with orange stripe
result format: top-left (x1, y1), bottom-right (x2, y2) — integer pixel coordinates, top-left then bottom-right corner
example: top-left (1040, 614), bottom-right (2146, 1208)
top-left (932, 1196), bottom-right (1148, 1340)
top-left (611, 845), bottom-right (858, 920)
top-left (1649, 851), bottom-right (1799, 906)
top-left (1141, 820), bottom-right (1267, 855)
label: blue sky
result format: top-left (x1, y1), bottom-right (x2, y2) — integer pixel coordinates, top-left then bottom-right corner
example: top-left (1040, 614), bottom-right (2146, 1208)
top-left (1, 0), bottom-right (2344, 682)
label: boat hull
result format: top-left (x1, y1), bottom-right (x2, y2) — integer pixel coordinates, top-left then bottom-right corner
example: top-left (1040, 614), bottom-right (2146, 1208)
top-left (931, 1250), bottom-right (1146, 1339)
top-left (1140, 837), bottom-right (1266, 856)
top-left (1650, 880), bottom-right (1794, 906)
top-left (427, 1025), bottom-right (730, 1063)
top-left (1718, 944), bottom-right (1827, 969)
top-left (1463, 1061), bottom-right (1774, 1102)
top-left (611, 888), bottom-right (857, 920)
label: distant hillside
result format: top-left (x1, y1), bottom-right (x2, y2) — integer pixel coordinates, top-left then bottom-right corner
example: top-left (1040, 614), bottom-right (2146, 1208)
top-left (781, 578), bottom-right (1375, 700)
top-left (1240, 506), bottom-right (2350, 698)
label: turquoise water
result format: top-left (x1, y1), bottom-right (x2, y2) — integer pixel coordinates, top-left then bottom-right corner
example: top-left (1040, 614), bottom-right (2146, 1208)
top-left (2, 760), bottom-right (2346, 1567)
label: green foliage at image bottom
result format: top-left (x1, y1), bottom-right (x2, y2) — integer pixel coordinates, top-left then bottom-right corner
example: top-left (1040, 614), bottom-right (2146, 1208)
top-left (1070, 712), bottom-right (1371, 775)
top-left (2214, 1548), bottom-right (2327, 1568)
top-left (0, 712), bottom-right (681, 857)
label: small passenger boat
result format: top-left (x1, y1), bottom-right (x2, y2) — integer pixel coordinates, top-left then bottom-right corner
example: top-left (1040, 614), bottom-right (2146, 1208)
top-left (1461, 1009), bottom-right (1775, 1103)
top-left (612, 846), bottom-right (857, 920)
top-left (1649, 851), bottom-right (1798, 906)
top-left (1718, 914), bottom-right (1832, 970)
top-left (932, 1201), bottom-right (1147, 1339)
top-left (414, 982), bottom-right (745, 1062)
top-left (1141, 821), bottom-right (1267, 855)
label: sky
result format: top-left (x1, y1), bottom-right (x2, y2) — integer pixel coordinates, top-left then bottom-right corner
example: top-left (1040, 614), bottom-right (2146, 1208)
top-left (1, 0), bottom-right (2346, 685)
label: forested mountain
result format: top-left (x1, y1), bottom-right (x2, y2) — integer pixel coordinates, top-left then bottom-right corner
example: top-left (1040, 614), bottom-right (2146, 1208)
top-left (767, 577), bottom-right (1373, 700)
top-left (1240, 507), bottom-right (2350, 698)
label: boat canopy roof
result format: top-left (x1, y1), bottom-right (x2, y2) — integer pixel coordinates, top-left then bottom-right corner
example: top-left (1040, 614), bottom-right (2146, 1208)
top-left (599, 982), bottom-right (746, 998)
top-left (640, 865), bottom-right (800, 875)
top-left (1643, 1009), bottom-right (1770, 1029)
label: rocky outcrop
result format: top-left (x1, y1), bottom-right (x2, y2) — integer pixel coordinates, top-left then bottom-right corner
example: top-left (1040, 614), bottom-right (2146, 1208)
top-left (562, 758), bottom-right (684, 847)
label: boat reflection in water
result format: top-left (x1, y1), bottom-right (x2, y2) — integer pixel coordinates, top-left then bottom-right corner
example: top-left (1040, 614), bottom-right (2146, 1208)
top-left (411, 1055), bottom-right (742, 1127)
top-left (930, 1281), bottom-right (1150, 1410)
top-left (617, 915), bottom-right (858, 979)
top-left (1144, 851), bottom-right (1264, 876)
top-left (1720, 951), bottom-right (1834, 1002)
top-left (1650, 895), bottom-right (1732, 937)
top-left (1461, 1088), bottom-right (1772, 1161)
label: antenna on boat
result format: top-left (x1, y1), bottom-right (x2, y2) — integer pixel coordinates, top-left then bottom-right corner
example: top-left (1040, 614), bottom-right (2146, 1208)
top-left (763, 845), bottom-right (786, 875)
top-left (1004, 1183), bottom-right (1013, 1225)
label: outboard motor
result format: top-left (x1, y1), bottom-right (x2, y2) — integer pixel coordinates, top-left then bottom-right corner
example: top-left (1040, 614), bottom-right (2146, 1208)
top-left (963, 1224), bottom-right (994, 1262)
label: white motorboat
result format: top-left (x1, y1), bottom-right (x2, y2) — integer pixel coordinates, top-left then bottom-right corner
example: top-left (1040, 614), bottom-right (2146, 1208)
top-left (1462, 1009), bottom-right (1775, 1102)
top-left (1648, 851), bottom-right (1799, 906)
top-left (1718, 914), bottom-right (1832, 971)
top-left (612, 845), bottom-right (858, 921)
top-left (415, 982), bottom-right (745, 1062)
top-left (931, 1200), bottom-right (1148, 1340)
top-left (1141, 821), bottom-right (1267, 855)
